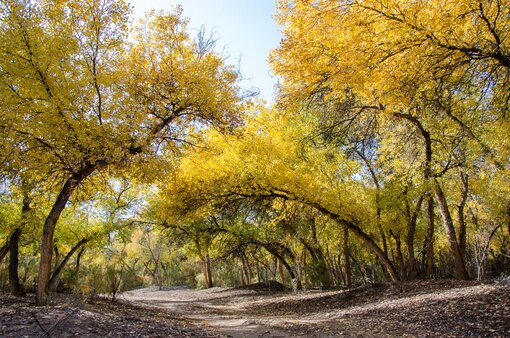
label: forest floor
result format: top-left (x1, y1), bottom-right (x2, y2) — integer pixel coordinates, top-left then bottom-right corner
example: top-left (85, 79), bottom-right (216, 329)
top-left (1, 278), bottom-right (509, 337)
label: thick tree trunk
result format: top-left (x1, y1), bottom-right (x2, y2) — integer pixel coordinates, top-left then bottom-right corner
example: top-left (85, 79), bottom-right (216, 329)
top-left (343, 223), bottom-right (351, 287)
top-left (9, 228), bottom-right (25, 296)
top-left (9, 192), bottom-right (31, 297)
top-left (36, 164), bottom-right (98, 306)
top-left (49, 238), bottom-right (89, 293)
top-left (424, 194), bottom-right (435, 278)
top-left (433, 179), bottom-right (469, 279)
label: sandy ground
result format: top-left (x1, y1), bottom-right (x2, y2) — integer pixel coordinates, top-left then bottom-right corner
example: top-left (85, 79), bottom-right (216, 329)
top-left (121, 280), bottom-right (510, 337)
top-left (2, 280), bottom-right (509, 337)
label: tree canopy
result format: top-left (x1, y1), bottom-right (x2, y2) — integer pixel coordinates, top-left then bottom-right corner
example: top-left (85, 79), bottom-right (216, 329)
top-left (0, 0), bottom-right (509, 305)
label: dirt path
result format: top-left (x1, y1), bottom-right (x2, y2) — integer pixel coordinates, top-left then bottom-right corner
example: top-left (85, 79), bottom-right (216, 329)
top-left (121, 280), bottom-right (510, 337)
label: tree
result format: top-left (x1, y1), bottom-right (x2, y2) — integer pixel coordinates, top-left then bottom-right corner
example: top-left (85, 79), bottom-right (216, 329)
top-left (0, 0), bottom-right (244, 305)
top-left (270, 0), bottom-right (510, 279)
top-left (157, 108), bottom-right (401, 282)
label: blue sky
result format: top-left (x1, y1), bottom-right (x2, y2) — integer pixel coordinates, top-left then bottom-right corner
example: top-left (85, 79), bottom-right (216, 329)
top-left (129, 0), bottom-right (281, 103)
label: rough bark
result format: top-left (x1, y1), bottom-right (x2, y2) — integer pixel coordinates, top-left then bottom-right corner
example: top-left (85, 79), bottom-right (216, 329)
top-left (9, 193), bottom-right (31, 297)
top-left (36, 163), bottom-right (99, 306)
top-left (9, 228), bottom-right (25, 296)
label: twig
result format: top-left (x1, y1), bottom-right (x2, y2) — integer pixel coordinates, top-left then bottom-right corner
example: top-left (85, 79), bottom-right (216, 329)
top-left (31, 312), bottom-right (49, 337)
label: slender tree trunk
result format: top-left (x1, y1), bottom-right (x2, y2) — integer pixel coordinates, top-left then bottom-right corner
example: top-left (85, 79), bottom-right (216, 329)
top-left (433, 179), bottom-right (469, 279)
top-left (391, 230), bottom-right (405, 276)
top-left (270, 191), bottom-right (401, 283)
top-left (0, 241), bottom-right (8, 264)
top-left (204, 250), bottom-right (213, 288)
top-left (357, 150), bottom-right (388, 256)
top-left (458, 173), bottom-right (469, 260)
top-left (406, 194), bottom-right (424, 279)
top-left (425, 193), bottom-right (435, 278)
top-left (75, 246), bottom-right (85, 276)
top-left (300, 237), bottom-right (331, 289)
top-left (36, 164), bottom-right (98, 306)
top-left (9, 228), bottom-right (25, 296)
top-left (393, 113), bottom-right (468, 280)
top-left (334, 217), bottom-right (399, 282)
top-left (49, 238), bottom-right (89, 293)
top-left (343, 223), bottom-right (351, 287)
top-left (239, 258), bottom-right (247, 286)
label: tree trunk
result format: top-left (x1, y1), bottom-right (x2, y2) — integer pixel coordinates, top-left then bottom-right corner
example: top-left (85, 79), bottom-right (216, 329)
top-left (266, 191), bottom-right (401, 283)
top-left (343, 223), bottom-right (351, 287)
top-left (9, 228), bottom-right (25, 296)
top-left (424, 193), bottom-right (435, 278)
top-left (239, 258), bottom-right (247, 286)
top-left (319, 209), bottom-right (400, 282)
top-left (9, 192), bottom-right (31, 297)
top-left (433, 179), bottom-right (469, 279)
top-left (0, 240), bottom-right (9, 265)
top-left (300, 238), bottom-right (331, 289)
top-left (391, 230), bottom-right (405, 276)
top-left (49, 238), bottom-right (89, 293)
top-left (458, 173), bottom-right (468, 260)
top-left (204, 250), bottom-right (213, 288)
top-left (36, 164), bottom-right (98, 306)
top-left (406, 194), bottom-right (424, 279)
top-left (75, 246), bottom-right (85, 276)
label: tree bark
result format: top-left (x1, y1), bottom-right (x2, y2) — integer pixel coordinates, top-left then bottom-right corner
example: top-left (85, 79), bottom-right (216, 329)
top-left (9, 228), bottom-right (25, 296)
top-left (0, 241), bottom-right (8, 265)
top-left (390, 230), bottom-right (405, 276)
top-left (204, 250), bottom-right (213, 288)
top-left (36, 163), bottom-right (98, 306)
top-left (49, 238), bottom-right (89, 293)
top-left (433, 179), bottom-right (469, 279)
top-left (9, 192), bottom-right (31, 297)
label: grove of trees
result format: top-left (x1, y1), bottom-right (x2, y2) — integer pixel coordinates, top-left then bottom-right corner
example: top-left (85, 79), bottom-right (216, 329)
top-left (1, 0), bottom-right (509, 305)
